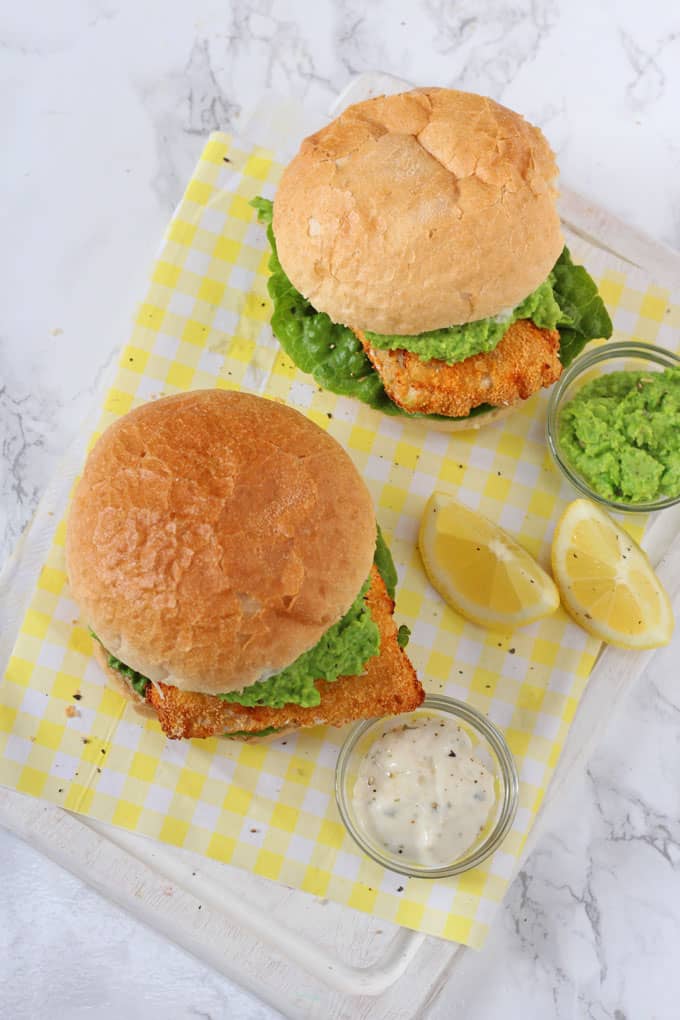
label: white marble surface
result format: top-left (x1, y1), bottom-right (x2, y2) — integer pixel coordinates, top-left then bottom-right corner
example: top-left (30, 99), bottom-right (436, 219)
top-left (2, 1), bottom-right (680, 1017)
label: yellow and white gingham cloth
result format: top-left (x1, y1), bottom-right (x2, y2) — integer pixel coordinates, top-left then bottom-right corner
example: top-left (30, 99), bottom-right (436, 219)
top-left (1, 132), bottom-right (678, 949)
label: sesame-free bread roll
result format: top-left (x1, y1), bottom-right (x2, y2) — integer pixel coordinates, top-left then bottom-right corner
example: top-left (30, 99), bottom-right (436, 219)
top-left (66, 390), bottom-right (376, 696)
top-left (273, 87), bottom-right (563, 335)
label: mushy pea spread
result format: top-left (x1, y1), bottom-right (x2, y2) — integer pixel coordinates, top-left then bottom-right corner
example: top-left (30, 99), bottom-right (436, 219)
top-left (365, 275), bottom-right (566, 364)
top-left (558, 367), bottom-right (680, 503)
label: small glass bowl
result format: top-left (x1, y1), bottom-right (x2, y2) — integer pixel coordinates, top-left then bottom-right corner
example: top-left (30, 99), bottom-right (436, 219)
top-left (334, 696), bottom-right (519, 879)
top-left (546, 341), bottom-right (680, 513)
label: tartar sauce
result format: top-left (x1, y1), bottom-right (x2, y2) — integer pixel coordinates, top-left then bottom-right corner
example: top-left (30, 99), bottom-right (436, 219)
top-left (353, 717), bottom-right (496, 866)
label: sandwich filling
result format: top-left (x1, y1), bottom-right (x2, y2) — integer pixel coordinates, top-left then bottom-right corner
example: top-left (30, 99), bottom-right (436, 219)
top-left (93, 528), bottom-right (406, 715)
top-left (252, 197), bottom-right (612, 419)
top-left (363, 275), bottom-right (565, 364)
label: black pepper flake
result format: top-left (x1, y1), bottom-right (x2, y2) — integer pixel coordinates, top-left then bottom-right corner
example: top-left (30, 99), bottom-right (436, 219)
top-left (73, 693), bottom-right (82, 701)
top-left (100, 748), bottom-right (107, 755)
top-left (326, 412), bottom-right (333, 419)
top-left (448, 750), bottom-right (457, 758)
top-left (223, 156), bottom-right (231, 163)
top-left (397, 885), bottom-right (404, 892)
top-left (509, 648), bottom-right (516, 655)
top-left (82, 738), bottom-right (90, 744)
top-left (58, 787), bottom-right (63, 793)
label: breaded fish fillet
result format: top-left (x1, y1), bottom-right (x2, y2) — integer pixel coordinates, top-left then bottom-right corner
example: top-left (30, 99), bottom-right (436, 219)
top-left (356, 320), bottom-right (562, 418)
top-left (142, 566), bottom-right (423, 739)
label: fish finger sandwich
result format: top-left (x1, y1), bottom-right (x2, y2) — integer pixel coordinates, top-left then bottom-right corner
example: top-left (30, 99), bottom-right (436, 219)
top-left (65, 390), bottom-right (423, 740)
top-left (253, 87), bottom-right (612, 427)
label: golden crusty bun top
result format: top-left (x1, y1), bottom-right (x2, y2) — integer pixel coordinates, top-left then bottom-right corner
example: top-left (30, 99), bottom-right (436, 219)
top-left (273, 87), bottom-right (563, 335)
top-left (66, 390), bottom-right (376, 696)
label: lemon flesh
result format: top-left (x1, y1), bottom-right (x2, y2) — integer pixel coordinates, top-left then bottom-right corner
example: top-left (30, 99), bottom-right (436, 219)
top-left (419, 493), bottom-right (560, 630)
top-left (551, 499), bottom-right (673, 649)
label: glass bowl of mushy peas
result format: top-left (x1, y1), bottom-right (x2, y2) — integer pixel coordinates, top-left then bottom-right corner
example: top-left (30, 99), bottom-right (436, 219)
top-left (546, 341), bottom-right (680, 513)
top-left (334, 696), bottom-right (519, 879)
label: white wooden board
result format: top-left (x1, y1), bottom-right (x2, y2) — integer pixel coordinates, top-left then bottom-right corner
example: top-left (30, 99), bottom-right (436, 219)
top-left (2, 72), bottom-right (680, 1020)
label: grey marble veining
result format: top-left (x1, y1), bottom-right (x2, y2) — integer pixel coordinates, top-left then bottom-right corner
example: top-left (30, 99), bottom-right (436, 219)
top-left (2, 2), bottom-right (680, 1018)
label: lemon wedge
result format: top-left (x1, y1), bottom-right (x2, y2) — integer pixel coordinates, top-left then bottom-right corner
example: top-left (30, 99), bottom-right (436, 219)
top-left (551, 499), bottom-right (673, 648)
top-left (419, 492), bottom-right (560, 630)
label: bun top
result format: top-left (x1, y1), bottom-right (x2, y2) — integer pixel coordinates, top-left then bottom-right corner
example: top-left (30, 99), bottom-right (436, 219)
top-left (273, 88), bottom-right (563, 335)
top-left (66, 390), bottom-right (376, 696)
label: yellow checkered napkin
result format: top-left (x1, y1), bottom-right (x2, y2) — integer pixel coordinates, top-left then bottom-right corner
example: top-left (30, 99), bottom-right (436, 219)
top-left (2, 132), bottom-right (679, 949)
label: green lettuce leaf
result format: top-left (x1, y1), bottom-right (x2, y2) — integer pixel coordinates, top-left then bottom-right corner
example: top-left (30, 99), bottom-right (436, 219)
top-left (106, 654), bottom-right (149, 697)
top-left (551, 248), bottom-right (613, 366)
top-left (89, 631), bottom-right (150, 698)
top-left (223, 726), bottom-right (281, 739)
top-left (374, 524), bottom-right (398, 599)
top-left (373, 525), bottom-right (409, 646)
top-left (397, 624), bottom-right (411, 648)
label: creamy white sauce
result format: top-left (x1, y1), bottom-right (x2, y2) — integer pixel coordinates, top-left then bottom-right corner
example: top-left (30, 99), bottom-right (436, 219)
top-left (353, 717), bottom-right (496, 867)
top-left (493, 306), bottom-right (515, 323)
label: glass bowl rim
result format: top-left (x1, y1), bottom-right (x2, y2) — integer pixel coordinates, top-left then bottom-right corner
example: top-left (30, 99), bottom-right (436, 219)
top-left (334, 695), bottom-right (519, 879)
top-left (546, 341), bottom-right (680, 513)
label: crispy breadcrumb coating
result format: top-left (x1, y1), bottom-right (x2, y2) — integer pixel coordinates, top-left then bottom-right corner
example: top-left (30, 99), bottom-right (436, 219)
top-left (356, 320), bottom-right (562, 418)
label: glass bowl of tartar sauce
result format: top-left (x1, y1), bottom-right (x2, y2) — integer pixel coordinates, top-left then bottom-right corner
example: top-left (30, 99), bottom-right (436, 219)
top-left (335, 695), bottom-right (519, 878)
